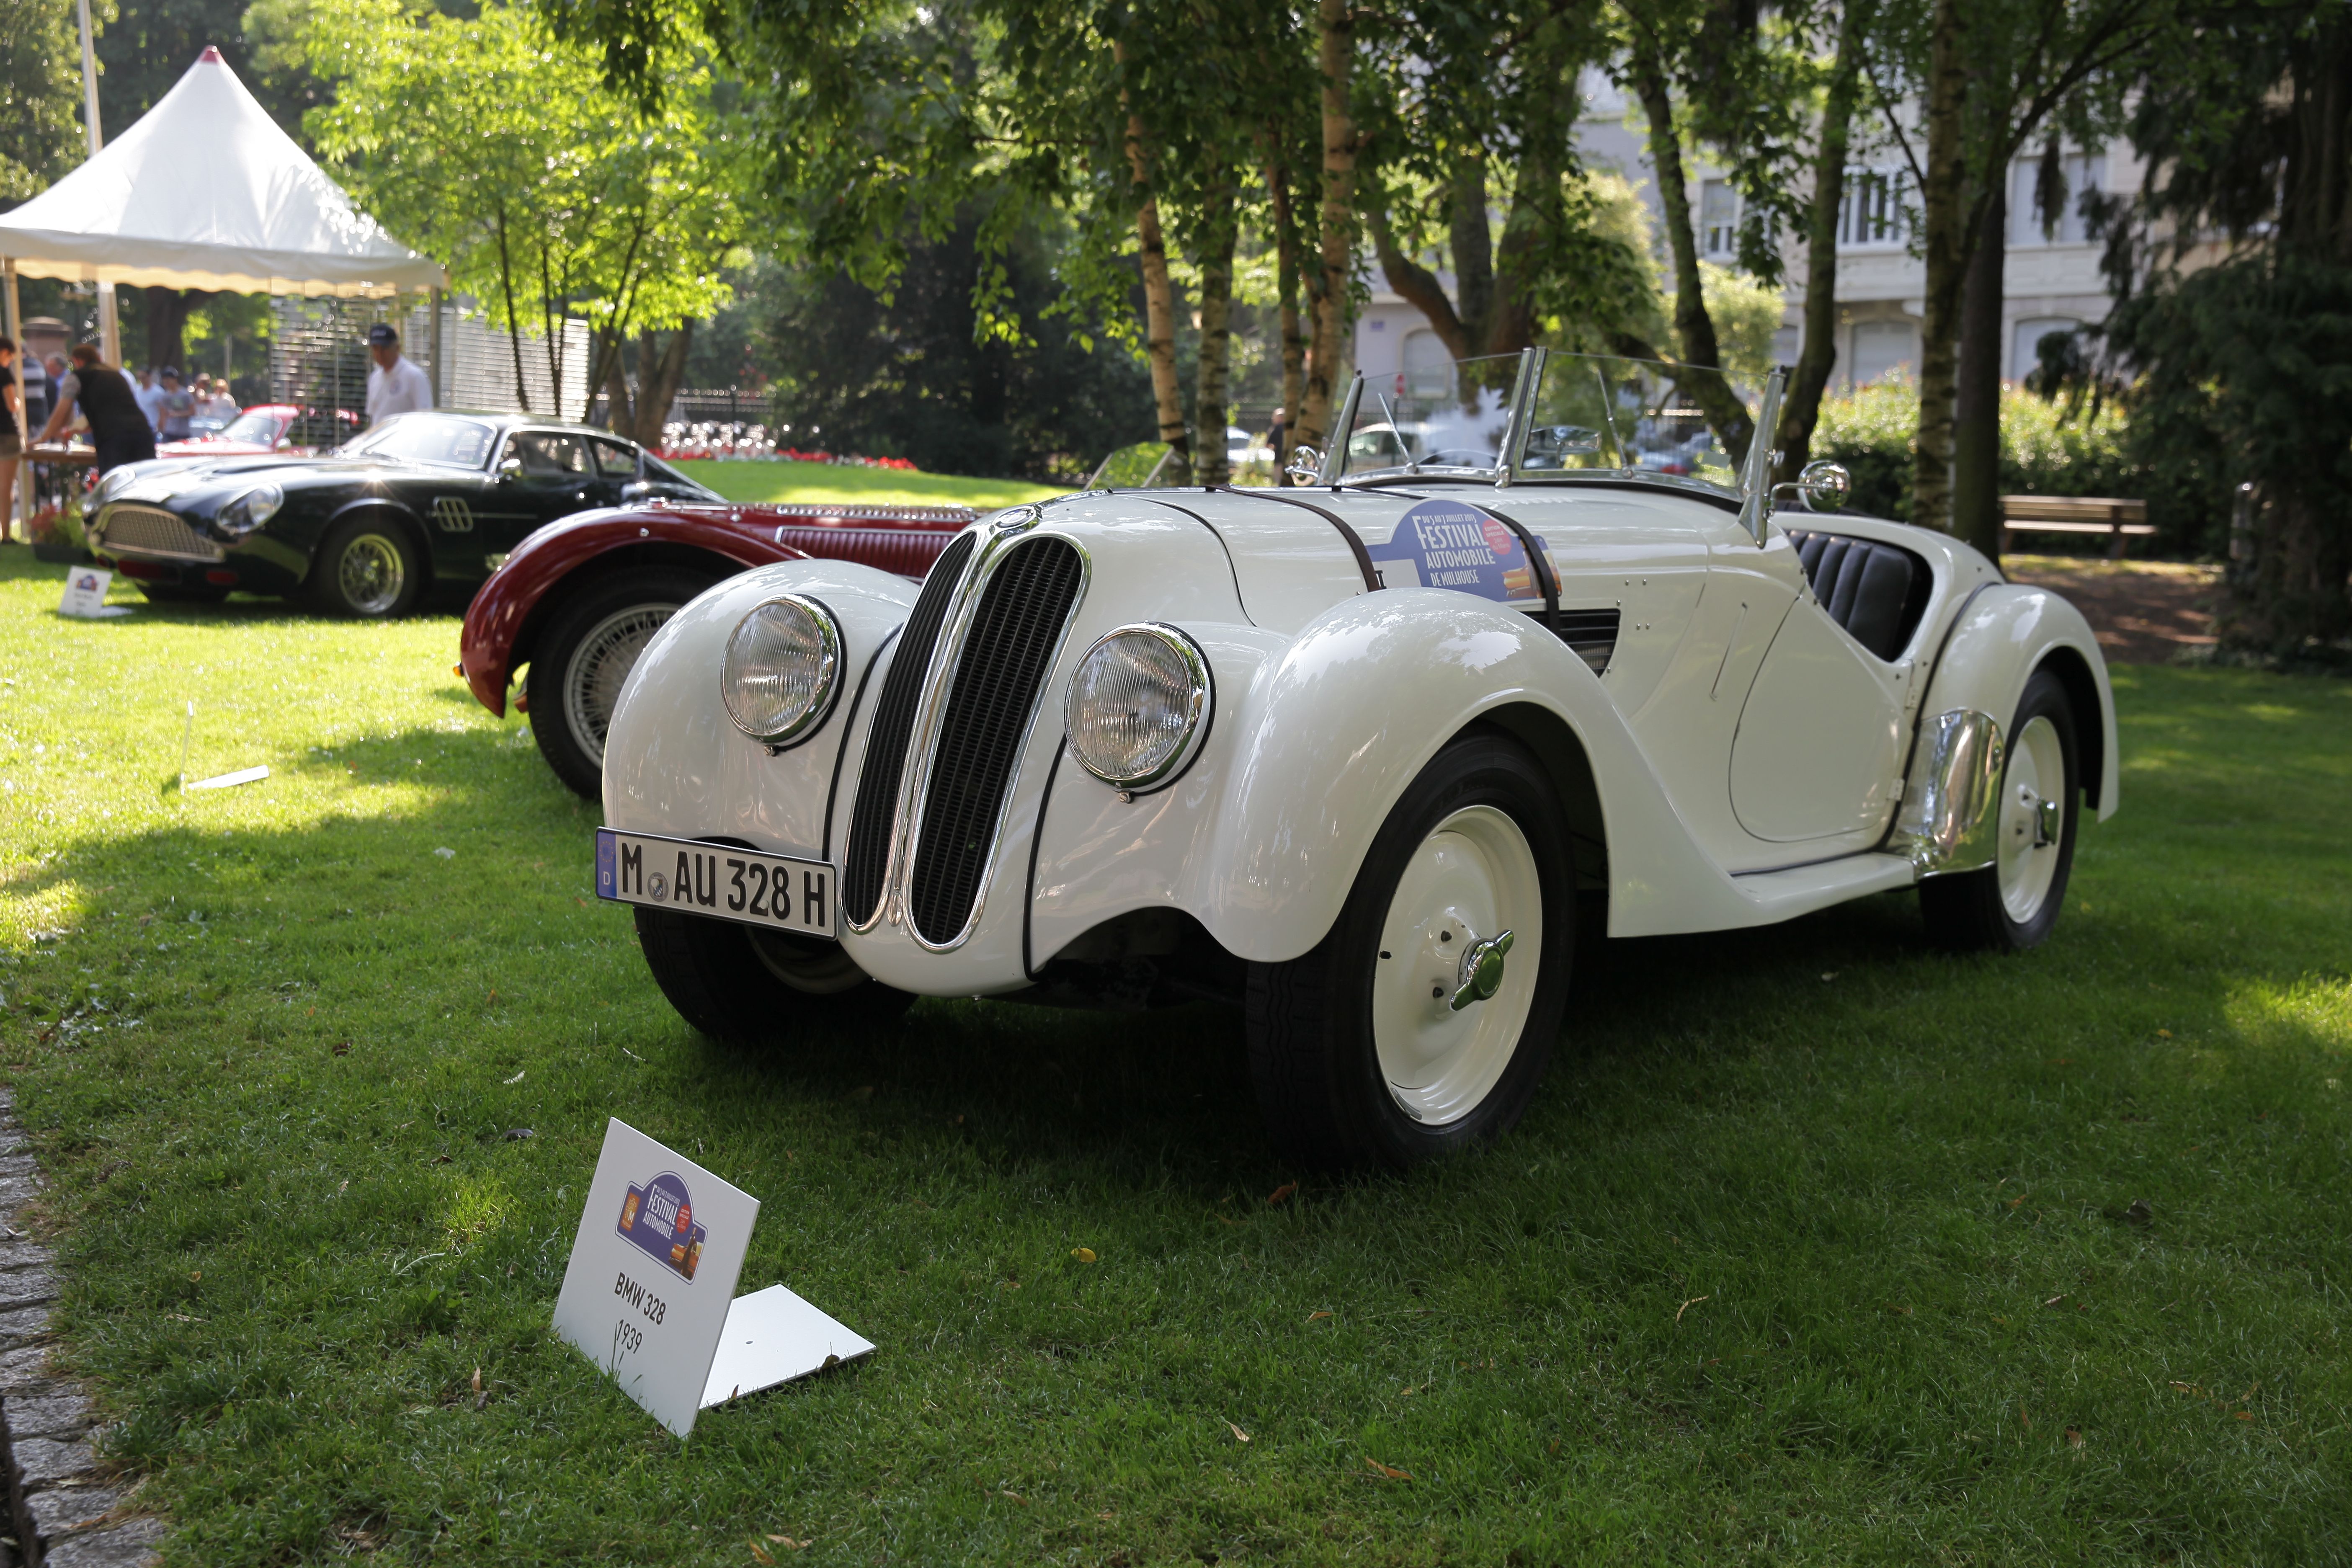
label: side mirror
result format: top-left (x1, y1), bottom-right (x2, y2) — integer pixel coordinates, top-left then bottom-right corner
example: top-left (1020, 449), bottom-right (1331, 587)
top-left (1284, 445), bottom-right (1325, 484)
top-left (497, 456), bottom-right (524, 482)
top-left (619, 480), bottom-right (655, 502)
top-left (1798, 459), bottom-right (1851, 512)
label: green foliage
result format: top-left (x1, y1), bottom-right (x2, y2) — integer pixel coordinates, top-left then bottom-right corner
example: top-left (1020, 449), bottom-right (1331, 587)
top-left (3, 555), bottom-right (2349, 1559)
top-left (0, 0), bottom-right (93, 203)
top-left (1816, 374), bottom-right (2140, 525)
top-left (286, 0), bottom-right (748, 418)
top-left (688, 461), bottom-right (1064, 510)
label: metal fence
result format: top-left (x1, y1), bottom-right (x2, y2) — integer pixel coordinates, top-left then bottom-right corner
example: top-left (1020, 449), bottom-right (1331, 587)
top-left (268, 299), bottom-right (592, 424)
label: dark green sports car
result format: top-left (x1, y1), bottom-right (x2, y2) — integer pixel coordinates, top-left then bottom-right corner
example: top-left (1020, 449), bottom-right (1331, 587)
top-left (85, 411), bottom-right (719, 616)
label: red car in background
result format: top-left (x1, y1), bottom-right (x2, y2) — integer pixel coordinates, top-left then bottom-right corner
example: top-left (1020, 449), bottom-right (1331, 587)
top-left (157, 404), bottom-right (362, 458)
top-left (458, 498), bottom-right (973, 796)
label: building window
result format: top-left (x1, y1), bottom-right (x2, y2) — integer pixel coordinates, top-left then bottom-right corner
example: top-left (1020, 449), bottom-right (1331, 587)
top-left (1701, 179), bottom-right (1740, 260)
top-left (1849, 320), bottom-right (1918, 387)
top-left (1838, 168), bottom-right (1908, 250)
top-left (2010, 152), bottom-right (2103, 245)
top-left (1401, 330), bottom-right (1454, 399)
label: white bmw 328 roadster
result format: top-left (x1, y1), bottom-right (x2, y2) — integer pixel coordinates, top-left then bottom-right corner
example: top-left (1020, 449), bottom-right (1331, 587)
top-left (595, 350), bottom-right (2116, 1168)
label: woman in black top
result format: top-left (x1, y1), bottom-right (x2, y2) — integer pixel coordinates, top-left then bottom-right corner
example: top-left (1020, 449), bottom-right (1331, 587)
top-left (35, 342), bottom-right (157, 473)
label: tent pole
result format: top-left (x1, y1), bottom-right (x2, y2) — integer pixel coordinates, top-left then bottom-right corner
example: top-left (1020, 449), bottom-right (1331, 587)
top-left (73, 0), bottom-right (122, 368)
top-left (3, 259), bottom-right (26, 542)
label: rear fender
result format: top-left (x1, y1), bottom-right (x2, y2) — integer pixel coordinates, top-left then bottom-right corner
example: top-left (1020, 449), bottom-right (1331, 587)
top-left (1912, 584), bottom-right (2118, 820)
top-left (602, 559), bottom-right (917, 860)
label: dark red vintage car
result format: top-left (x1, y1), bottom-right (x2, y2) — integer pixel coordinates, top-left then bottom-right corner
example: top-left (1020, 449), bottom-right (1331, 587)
top-left (458, 498), bottom-right (972, 796)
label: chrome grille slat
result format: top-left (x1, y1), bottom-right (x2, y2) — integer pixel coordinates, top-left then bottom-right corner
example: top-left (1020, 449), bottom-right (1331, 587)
top-left (905, 537), bottom-right (1085, 945)
top-left (93, 505), bottom-right (224, 563)
top-left (842, 530), bottom-right (976, 926)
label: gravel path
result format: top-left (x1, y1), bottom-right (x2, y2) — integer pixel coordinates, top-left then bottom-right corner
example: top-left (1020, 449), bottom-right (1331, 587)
top-left (2004, 554), bottom-right (2221, 665)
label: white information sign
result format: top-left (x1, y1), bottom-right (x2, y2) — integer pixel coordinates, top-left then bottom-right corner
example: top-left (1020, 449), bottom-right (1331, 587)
top-left (58, 568), bottom-right (130, 619)
top-left (551, 1119), bottom-right (873, 1437)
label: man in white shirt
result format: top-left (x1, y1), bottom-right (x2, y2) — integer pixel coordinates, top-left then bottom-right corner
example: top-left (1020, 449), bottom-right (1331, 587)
top-left (133, 366), bottom-right (166, 433)
top-left (364, 324), bottom-right (433, 425)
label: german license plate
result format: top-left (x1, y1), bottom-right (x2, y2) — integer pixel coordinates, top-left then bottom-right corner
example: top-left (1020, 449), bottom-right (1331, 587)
top-left (595, 829), bottom-right (836, 939)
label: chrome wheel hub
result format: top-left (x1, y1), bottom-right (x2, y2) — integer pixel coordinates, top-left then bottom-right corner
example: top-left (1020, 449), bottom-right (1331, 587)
top-left (1371, 805), bottom-right (1542, 1126)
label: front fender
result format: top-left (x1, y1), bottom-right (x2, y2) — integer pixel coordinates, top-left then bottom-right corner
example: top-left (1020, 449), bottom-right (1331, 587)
top-left (602, 559), bottom-right (917, 861)
top-left (1913, 584), bottom-right (2119, 820)
top-left (457, 510), bottom-right (797, 715)
top-left (1143, 590), bottom-right (1772, 962)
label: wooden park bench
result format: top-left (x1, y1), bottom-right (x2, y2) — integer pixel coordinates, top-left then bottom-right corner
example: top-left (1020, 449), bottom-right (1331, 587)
top-left (2001, 495), bottom-right (2153, 559)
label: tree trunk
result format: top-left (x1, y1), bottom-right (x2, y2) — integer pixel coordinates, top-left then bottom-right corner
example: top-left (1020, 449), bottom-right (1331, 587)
top-left (601, 343), bottom-right (635, 443)
top-left (142, 286), bottom-right (191, 373)
top-left (1264, 145), bottom-right (1308, 484)
top-left (1912, 0), bottom-right (1967, 533)
top-left (1450, 155), bottom-right (1493, 342)
top-left (1626, 35), bottom-right (1754, 462)
top-left (495, 202), bottom-right (531, 414)
top-left (1775, 0), bottom-right (1869, 483)
top-left (634, 322), bottom-right (692, 449)
top-left (1193, 180), bottom-right (1238, 486)
top-left (1117, 39), bottom-right (1191, 485)
top-left (1298, 0), bottom-right (1360, 457)
top-left (1951, 179), bottom-right (2008, 561)
top-left (1374, 203), bottom-right (1471, 361)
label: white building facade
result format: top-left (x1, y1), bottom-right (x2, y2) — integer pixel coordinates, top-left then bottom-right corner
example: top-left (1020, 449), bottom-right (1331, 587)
top-left (1349, 72), bottom-right (2136, 393)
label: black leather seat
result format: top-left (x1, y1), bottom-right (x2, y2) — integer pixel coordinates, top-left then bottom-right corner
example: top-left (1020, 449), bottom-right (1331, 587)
top-left (1784, 529), bottom-right (1929, 661)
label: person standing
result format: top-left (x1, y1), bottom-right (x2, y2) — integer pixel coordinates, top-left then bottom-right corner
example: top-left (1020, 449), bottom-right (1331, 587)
top-left (0, 338), bottom-right (22, 544)
top-left (364, 325), bottom-right (432, 425)
top-left (133, 365), bottom-right (165, 434)
top-left (157, 368), bottom-right (196, 441)
top-left (17, 349), bottom-right (48, 437)
top-left (37, 343), bottom-right (157, 473)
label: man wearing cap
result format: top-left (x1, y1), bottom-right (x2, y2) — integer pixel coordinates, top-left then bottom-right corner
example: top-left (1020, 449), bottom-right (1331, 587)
top-left (364, 325), bottom-right (433, 426)
top-left (157, 368), bottom-right (196, 441)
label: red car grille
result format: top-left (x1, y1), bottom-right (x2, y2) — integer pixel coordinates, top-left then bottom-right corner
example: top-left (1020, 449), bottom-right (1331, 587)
top-left (774, 526), bottom-right (957, 580)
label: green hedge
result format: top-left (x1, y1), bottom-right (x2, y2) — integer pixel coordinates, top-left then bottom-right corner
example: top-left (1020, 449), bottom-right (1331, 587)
top-left (1812, 376), bottom-right (2142, 524)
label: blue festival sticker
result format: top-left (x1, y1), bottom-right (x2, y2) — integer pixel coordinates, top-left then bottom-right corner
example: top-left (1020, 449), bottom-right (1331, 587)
top-left (595, 830), bottom-right (616, 898)
top-left (617, 1168), bottom-right (708, 1282)
top-left (1366, 499), bottom-right (1547, 603)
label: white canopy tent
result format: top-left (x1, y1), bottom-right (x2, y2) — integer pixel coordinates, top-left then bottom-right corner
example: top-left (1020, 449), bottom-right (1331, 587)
top-left (0, 47), bottom-right (443, 298)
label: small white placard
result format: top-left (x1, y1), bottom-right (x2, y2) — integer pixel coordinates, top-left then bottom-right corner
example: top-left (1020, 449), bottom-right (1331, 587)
top-left (186, 765), bottom-right (271, 791)
top-left (58, 568), bottom-right (129, 618)
top-left (552, 1119), bottom-right (871, 1437)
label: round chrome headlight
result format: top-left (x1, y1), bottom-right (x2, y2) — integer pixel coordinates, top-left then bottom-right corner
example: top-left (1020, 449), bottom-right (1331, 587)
top-left (217, 482), bottom-right (283, 537)
top-left (722, 595), bottom-right (841, 745)
top-left (1064, 624), bottom-right (1211, 790)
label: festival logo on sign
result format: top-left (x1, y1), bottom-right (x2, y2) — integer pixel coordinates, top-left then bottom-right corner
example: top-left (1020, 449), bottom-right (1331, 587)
top-left (1365, 499), bottom-right (1546, 603)
top-left (617, 1169), bottom-right (707, 1281)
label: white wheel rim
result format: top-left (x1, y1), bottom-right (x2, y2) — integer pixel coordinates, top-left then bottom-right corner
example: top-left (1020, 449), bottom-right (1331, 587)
top-left (1372, 804), bottom-right (1543, 1126)
top-left (337, 533), bottom-right (407, 614)
top-left (1997, 714), bottom-right (2066, 923)
top-left (563, 603), bottom-right (676, 765)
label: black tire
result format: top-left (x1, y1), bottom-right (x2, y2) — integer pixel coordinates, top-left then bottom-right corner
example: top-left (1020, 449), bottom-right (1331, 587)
top-left (1919, 668), bottom-right (2081, 952)
top-left (1244, 730), bottom-right (1575, 1170)
top-left (525, 569), bottom-right (716, 799)
top-left (135, 582), bottom-right (230, 604)
top-left (307, 515), bottom-right (426, 618)
top-left (634, 905), bottom-right (913, 1043)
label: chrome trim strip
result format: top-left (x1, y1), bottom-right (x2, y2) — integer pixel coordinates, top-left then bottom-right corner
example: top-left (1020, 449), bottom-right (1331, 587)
top-left (878, 529), bottom-right (1091, 951)
top-left (1497, 346), bottom-right (1545, 486)
top-left (1890, 708), bottom-right (2005, 874)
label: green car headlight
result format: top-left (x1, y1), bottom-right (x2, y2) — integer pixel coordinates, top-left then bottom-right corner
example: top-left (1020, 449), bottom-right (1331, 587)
top-left (1064, 624), bottom-right (1211, 791)
top-left (722, 595), bottom-right (841, 745)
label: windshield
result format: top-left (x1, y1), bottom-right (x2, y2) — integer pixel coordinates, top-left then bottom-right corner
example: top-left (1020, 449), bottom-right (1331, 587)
top-left (642, 453), bottom-right (717, 496)
top-left (216, 410), bottom-right (282, 446)
top-left (342, 413), bottom-right (499, 469)
top-left (1337, 353), bottom-right (1522, 478)
top-left (1521, 351), bottom-right (1756, 490)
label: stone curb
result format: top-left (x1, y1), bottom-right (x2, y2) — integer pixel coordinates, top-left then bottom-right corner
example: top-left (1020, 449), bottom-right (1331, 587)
top-left (0, 1092), bottom-right (160, 1568)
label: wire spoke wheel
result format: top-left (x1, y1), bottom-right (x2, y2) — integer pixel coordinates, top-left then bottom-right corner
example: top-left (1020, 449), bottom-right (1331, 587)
top-left (1371, 804), bottom-right (1544, 1126)
top-left (335, 533), bottom-right (407, 615)
top-left (562, 604), bottom-right (673, 767)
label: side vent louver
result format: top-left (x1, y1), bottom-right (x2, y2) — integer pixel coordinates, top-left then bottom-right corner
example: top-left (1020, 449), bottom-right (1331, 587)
top-left (1530, 607), bottom-right (1622, 675)
top-left (842, 530), bottom-right (976, 926)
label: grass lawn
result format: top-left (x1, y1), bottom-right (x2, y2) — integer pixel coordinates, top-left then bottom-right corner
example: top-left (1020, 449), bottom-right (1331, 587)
top-left (2, 549), bottom-right (2348, 1564)
top-left (686, 461), bottom-right (1066, 512)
